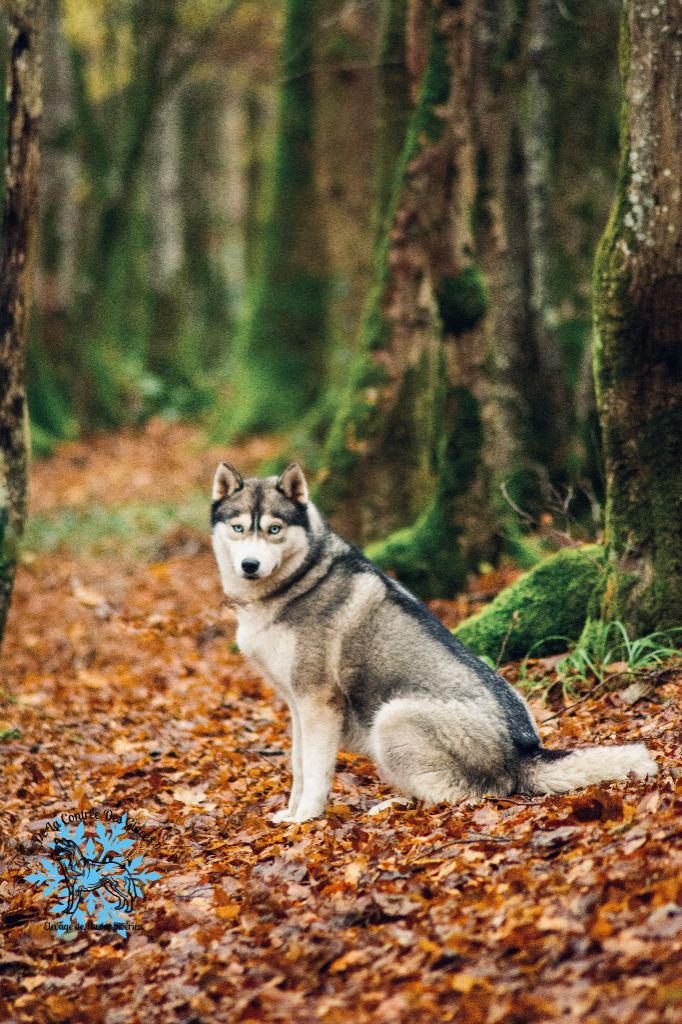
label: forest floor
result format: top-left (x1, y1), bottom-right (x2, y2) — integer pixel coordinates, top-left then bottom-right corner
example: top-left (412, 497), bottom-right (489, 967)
top-left (2, 421), bottom-right (682, 1024)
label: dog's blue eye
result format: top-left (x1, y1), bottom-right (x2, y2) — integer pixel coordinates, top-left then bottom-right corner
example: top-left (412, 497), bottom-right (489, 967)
top-left (232, 523), bottom-right (244, 533)
top-left (268, 525), bottom-right (282, 536)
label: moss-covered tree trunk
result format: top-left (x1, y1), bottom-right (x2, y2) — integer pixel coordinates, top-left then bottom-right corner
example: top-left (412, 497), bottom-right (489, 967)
top-left (0, 0), bottom-right (42, 647)
top-left (318, 0), bottom-right (494, 596)
top-left (223, 0), bottom-right (330, 438)
top-left (316, 0), bottom-right (449, 541)
top-left (592, 0), bottom-right (682, 636)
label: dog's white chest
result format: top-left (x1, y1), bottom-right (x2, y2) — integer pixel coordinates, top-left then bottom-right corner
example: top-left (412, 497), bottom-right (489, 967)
top-left (236, 614), bottom-right (296, 694)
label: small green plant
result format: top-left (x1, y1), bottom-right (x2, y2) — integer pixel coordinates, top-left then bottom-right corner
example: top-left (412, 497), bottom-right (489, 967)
top-left (519, 621), bottom-right (682, 700)
top-left (559, 621), bottom-right (682, 685)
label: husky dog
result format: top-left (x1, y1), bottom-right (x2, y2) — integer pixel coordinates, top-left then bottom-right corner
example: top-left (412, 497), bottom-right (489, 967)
top-left (211, 462), bottom-right (657, 823)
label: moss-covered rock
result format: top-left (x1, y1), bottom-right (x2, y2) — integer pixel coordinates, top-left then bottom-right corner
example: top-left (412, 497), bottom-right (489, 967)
top-left (454, 544), bottom-right (606, 663)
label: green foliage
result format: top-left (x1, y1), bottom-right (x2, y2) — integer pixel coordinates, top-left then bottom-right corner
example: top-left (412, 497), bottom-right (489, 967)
top-left (454, 545), bottom-right (606, 664)
top-left (436, 267), bottom-right (490, 336)
top-left (553, 620), bottom-right (682, 690)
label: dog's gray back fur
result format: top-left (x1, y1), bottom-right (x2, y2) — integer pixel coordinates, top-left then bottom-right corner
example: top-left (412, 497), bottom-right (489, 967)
top-left (211, 463), bottom-right (657, 822)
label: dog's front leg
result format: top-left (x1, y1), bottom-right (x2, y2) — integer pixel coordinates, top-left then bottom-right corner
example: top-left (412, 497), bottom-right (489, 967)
top-left (276, 697), bottom-right (341, 823)
top-left (271, 700), bottom-right (303, 823)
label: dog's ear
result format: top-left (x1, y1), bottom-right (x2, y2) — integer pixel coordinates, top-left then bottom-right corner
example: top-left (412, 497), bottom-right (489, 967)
top-left (213, 462), bottom-right (243, 501)
top-left (277, 463), bottom-right (308, 504)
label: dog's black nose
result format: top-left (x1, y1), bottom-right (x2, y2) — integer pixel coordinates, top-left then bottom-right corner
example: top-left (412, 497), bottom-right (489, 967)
top-left (241, 558), bottom-right (260, 576)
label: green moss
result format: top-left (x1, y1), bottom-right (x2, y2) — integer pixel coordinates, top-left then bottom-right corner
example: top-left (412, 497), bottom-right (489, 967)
top-left (411, 14), bottom-right (450, 145)
top-left (367, 502), bottom-right (467, 599)
top-left (314, 354), bottom-right (389, 511)
top-left (366, 386), bottom-right (483, 598)
top-left (454, 545), bottom-right (606, 663)
top-left (436, 267), bottom-right (490, 336)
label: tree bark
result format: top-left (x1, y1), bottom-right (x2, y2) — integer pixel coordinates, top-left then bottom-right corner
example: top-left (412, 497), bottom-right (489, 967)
top-left (592, 0), bottom-right (682, 636)
top-left (319, 0), bottom-right (493, 597)
top-left (0, 0), bottom-right (42, 647)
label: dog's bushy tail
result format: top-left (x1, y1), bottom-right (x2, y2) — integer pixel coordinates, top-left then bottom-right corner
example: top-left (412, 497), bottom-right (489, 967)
top-left (520, 743), bottom-right (657, 795)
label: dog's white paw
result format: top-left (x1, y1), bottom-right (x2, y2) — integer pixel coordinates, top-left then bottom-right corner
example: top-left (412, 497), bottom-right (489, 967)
top-left (270, 803), bottom-right (324, 824)
top-left (270, 808), bottom-right (295, 824)
top-left (367, 796), bottom-right (414, 817)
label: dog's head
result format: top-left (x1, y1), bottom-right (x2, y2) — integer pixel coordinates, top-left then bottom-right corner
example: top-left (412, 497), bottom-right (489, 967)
top-left (211, 462), bottom-right (311, 596)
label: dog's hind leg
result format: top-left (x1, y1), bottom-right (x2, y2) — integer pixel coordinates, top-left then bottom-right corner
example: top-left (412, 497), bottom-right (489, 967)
top-left (370, 697), bottom-right (516, 804)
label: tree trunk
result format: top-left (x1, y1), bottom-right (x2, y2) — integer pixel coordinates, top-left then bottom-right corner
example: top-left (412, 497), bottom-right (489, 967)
top-left (313, 0), bottom-right (379, 354)
top-left (0, 0), bottom-right (42, 647)
top-left (519, 0), bottom-right (569, 473)
top-left (473, 0), bottom-right (543, 552)
top-left (319, 0), bottom-right (493, 597)
top-left (223, 0), bottom-right (331, 438)
top-left (592, 0), bottom-right (682, 636)
top-left (549, 0), bottom-right (620, 498)
top-left (373, 0), bottom-right (410, 239)
top-left (28, 0), bottom-right (76, 447)
top-left (146, 85), bottom-right (192, 402)
top-left (316, 0), bottom-right (448, 540)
